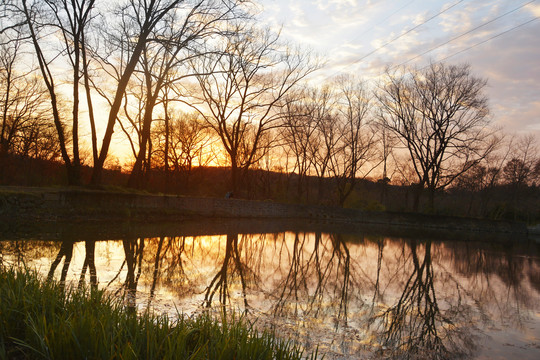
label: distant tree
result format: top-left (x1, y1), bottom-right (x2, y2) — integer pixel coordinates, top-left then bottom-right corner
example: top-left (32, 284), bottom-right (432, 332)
top-left (376, 122), bottom-right (398, 182)
top-left (280, 87), bottom-right (332, 201)
top-left (502, 134), bottom-right (538, 186)
top-left (152, 111), bottom-right (217, 189)
top-left (12, 116), bottom-right (62, 161)
top-left (454, 135), bottom-right (506, 216)
top-left (534, 159), bottom-right (540, 185)
top-left (377, 62), bottom-right (495, 210)
top-left (494, 135), bottom-right (540, 221)
top-left (503, 158), bottom-right (531, 186)
top-left (329, 76), bottom-right (377, 206)
top-left (281, 78), bottom-right (376, 206)
top-left (306, 86), bottom-right (337, 202)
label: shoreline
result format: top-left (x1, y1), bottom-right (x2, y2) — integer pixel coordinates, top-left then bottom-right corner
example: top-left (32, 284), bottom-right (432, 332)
top-left (0, 186), bottom-right (530, 239)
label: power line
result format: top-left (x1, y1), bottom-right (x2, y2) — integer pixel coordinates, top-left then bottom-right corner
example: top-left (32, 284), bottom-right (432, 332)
top-left (321, 0), bottom-right (465, 82)
top-left (394, 0), bottom-right (535, 69)
top-left (347, 0), bottom-right (465, 66)
top-left (352, 0), bottom-right (417, 42)
top-left (430, 16), bottom-right (539, 66)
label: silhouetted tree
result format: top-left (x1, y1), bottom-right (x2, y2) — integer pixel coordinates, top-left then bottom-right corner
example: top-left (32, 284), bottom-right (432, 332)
top-left (280, 87), bottom-right (331, 201)
top-left (377, 62), bottom-right (495, 210)
top-left (330, 76), bottom-right (377, 206)
top-left (190, 26), bottom-right (318, 192)
top-left (6, 0), bottom-right (84, 183)
top-left (0, 36), bottom-right (59, 160)
top-left (152, 111), bottom-right (217, 189)
top-left (502, 134), bottom-right (538, 186)
top-left (125, 1), bottom-right (242, 188)
top-left (90, 0), bottom-right (186, 184)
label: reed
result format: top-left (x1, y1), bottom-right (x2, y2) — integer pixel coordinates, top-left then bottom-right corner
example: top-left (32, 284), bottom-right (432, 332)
top-left (0, 267), bottom-right (318, 360)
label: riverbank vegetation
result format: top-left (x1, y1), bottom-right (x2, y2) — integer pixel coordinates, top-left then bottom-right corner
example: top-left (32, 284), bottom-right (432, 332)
top-left (0, 267), bottom-right (315, 360)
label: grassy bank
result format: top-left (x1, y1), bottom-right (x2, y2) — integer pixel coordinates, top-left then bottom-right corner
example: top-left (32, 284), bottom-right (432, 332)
top-left (0, 267), bottom-right (316, 360)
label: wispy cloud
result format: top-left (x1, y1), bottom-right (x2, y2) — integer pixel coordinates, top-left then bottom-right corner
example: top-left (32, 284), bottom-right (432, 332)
top-left (525, 2), bottom-right (540, 16)
top-left (257, 0), bottom-right (540, 134)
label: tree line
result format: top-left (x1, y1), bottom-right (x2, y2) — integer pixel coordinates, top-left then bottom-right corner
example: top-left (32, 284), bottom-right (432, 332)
top-left (1, 0), bottom-right (539, 211)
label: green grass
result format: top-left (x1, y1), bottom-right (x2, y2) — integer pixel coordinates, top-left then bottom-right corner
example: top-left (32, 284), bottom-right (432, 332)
top-left (0, 267), bottom-right (318, 360)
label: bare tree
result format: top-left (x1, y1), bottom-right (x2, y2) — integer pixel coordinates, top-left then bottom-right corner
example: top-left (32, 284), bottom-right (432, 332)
top-left (280, 87), bottom-right (328, 201)
top-left (2, 0), bottom-right (100, 183)
top-left (329, 76), bottom-right (377, 206)
top-left (6, 0), bottom-right (238, 185)
top-left (0, 35), bottom-right (55, 157)
top-left (377, 62), bottom-right (495, 210)
top-left (309, 87), bottom-right (339, 202)
top-left (188, 26), bottom-right (318, 193)
top-left (122, 1), bottom-right (244, 188)
top-left (5, 0), bottom-right (83, 183)
top-left (152, 111), bottom-right (217, 189)
top-left (454, 133), bottom-right (507, 216)
top-left (502, 134), bottom-right (539, 186)
top-left (47, 0), bottom-right (97, 182)
top-left (90, 0), bottom-right (211, 185)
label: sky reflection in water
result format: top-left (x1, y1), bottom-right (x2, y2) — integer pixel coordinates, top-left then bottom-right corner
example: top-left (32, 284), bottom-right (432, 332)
top-left (1, 231), bottom-right (539, 359)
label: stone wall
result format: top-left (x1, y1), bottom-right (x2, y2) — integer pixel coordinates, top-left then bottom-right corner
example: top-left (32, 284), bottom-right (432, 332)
top-left (0, 187), bottom-right (529, 235)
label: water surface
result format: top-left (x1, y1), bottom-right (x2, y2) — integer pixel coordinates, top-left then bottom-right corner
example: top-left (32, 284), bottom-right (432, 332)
top-left (1, 222), bottom-right (539, 359)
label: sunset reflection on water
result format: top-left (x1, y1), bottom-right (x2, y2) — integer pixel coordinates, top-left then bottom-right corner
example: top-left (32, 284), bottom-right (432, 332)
top-left (1, 232), bottom-right (539, 359)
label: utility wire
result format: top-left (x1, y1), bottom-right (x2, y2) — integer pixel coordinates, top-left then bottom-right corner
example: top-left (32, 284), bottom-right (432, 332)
top-left (348, 0), bottom-right (465, 66)
top-left (352, 0), bottom-right (417, 43)
top-left (429, 16), bottom-right (539, 66)
top-left (321, 0), bottom-right (464, 81)
top-left (395, 0), bottom-right (535, 68)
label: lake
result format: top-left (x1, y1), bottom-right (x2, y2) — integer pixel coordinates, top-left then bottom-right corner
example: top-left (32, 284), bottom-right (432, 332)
top-left (1, 220), bottom-right (539, 359)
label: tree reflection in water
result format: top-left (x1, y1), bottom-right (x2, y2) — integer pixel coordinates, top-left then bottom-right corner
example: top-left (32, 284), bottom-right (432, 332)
top-left (371, 240), bottom-right (476, 359)
top-left (3, 231), bottom-right (539, 359)
top-left (149, 237), bottom-right (165, 301)
top-left (78, 240), bottom-right (97, 290)
top-left (272, 232), bottom-right (353, 330)
top-left (444, 240), bottom-right (540, 330)
top-left (123, 238), bottom-right (145, 310)
top-left (204, 233), bottom-right (249, 309)
top-left (47, 240), bottom-right (74, 285)
top-left (47, 240), bottom-right (98, 291)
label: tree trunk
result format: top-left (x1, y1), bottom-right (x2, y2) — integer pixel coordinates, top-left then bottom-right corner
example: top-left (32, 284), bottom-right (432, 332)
top-left (413, 184), bottom-right (423, 212)
top-left (22, 0), bottom-right (78, 185)
top-left (164, 100), bottom-right (170, 191)
top-left (91, 31), bottom-right (151, 185)
top-left (231, 162), bottom-right (238, 193)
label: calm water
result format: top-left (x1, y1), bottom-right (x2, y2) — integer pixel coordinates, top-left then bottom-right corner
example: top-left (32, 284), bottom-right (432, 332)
top-left (1, 222), bottom-right (539, 359)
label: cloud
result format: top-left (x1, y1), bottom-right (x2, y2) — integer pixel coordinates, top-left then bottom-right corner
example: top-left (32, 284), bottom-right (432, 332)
top-left (289, 3), bottom-right (309, 28)
top-left (257, 0), bottom-right (540, 136)
top-left (439, 7), bottom-right (473, 34)
top-left (525, 3), bottom-right (540, 17)
top-left (315, 0), bottom-right (359, 11)
top-left (462, 20), bottom-right (540, 133)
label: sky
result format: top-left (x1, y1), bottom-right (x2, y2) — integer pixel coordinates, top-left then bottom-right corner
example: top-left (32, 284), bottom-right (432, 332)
top-left (257, 0), bottom-right (540, 136)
